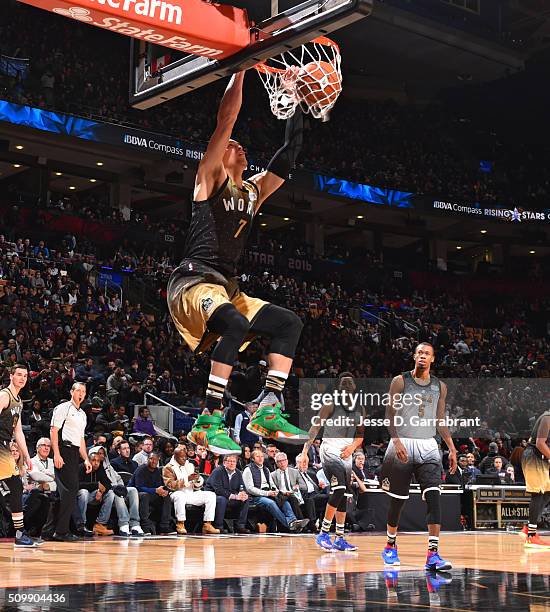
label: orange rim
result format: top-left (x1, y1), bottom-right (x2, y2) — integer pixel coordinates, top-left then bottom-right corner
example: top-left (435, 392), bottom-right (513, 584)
top-left (254, 36), bottom-right (340, 74)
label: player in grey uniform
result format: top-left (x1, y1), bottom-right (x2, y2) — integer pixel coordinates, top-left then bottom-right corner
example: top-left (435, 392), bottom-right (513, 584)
top-left (303, 372), bottom-right (364, 552)
top-left (381, 343), bottom-right (457, 571)
top-left (519, 410), bottom-right (550, 548)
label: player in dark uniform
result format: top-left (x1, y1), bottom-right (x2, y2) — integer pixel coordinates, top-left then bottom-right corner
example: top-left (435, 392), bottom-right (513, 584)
top-left (303, 373), bottom-right (365, 551)
top-left (380, 343), bottom-right (457, 571)
top-left (167, 71), bottom-right (307, 454)
top-left (0, 364), bottom-right (41, 547)
top-left (519, 411), bottom-right (550, 548)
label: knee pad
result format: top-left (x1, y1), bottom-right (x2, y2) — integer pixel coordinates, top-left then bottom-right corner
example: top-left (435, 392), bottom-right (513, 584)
top-left (328, 487), bottom-right (346, 509)
top-left (208, 303), bottom-right (251, 366)
top-left (252, 305), bottom-right (303, 358)
top-left (424, 489), bottom-right (441, 525)
top-left (387, 496), bottom-right (405, 528)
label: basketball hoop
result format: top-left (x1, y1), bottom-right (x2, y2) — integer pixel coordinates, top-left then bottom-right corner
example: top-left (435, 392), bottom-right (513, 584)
top-left (255, 36), bottom-right (342, 121)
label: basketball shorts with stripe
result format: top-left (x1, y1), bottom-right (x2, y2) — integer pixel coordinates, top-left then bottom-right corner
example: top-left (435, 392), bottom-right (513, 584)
top-left (380, 437), bottom-right (443, 500)
top-left (321, 444), bottom-right (353, 495)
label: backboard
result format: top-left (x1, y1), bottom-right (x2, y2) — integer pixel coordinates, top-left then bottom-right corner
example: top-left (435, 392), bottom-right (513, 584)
top-left (129, 0), bottom-right (373, 110)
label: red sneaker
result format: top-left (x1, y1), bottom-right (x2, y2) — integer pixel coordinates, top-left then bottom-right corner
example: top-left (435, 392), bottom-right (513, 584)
top-left (525, 534), bottom-right (550, 549)
top-left (518, 525), bottom-right (528, 540)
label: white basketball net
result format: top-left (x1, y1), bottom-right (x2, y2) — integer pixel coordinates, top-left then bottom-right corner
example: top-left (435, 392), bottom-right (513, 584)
top-left (255, 36), bottom-right (342, 121)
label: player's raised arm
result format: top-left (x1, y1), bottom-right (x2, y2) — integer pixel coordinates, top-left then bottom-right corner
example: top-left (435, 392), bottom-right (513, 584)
top-left (386, 375), bottom-right (408, 463)
top-left (249, 108), bottom-right (304, 211)
top-left (195, 71), bottom-right (245, 201)
top-left (435, 382), bottom-right (457, 473)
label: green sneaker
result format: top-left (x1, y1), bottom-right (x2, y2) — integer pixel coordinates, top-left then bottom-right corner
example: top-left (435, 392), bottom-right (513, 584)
top-left (187, 414), bottom-right (241, 455)
top-left (247, 403), bottom-right (308, 443)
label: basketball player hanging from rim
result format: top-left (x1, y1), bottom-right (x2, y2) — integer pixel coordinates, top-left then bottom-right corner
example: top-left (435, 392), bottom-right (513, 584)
top-left (167, 70), bottom-right (308, 454)
top-left (302, 372), bottom-right (365, 552)
top-left (380, 342), bottom-right (457, 572)
top-left (518, 410), bottom-right (550, 548)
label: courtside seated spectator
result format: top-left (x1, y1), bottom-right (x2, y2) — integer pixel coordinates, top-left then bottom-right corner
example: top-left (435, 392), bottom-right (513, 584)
top-left (242, 450), bottom-right (308, 533)
top-left (205, 454), bottom-right (251, 534)
top-left (90, 445), bottom-right (144, 536)
top-left (130, 452), bottom-right (172, 535)
top-left (73, 451), bottom-right (114, 537)
top-left (24, 437), bottom-right (56, 536)
top-left (162, 445), bottom-right (219, 535)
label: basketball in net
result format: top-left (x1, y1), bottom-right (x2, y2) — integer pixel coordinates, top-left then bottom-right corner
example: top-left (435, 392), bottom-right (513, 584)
top-left (255, 37), bottom-right (342, 120)
top-left (295, 60), bottom-right (342, 111)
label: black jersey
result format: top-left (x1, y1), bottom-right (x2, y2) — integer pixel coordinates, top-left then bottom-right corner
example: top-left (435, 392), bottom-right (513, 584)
top-left (0, 388), bottom-right (22, 445)
top-left (182, 176), bottom-right (258, 277)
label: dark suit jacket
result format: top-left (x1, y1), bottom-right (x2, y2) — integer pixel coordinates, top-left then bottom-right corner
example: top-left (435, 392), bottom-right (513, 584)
top-left (308, 445), bottom-right (322, 467)
top-left (205, 466), bottom-right (246, 499)
top-left (298, 469), bottom-right (321, 495)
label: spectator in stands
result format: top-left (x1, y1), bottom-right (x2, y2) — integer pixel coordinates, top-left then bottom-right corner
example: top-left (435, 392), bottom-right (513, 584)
top-left (133, 406), bottom-right (156, 437)
top-left (114, 405), bottom-right (130, 437)
top-left (106, 365), bottom-right (127, 406)
top-left (26, 400), bottom-right (50, 448)
top-left (265, 444), bottom-right (278, 472)
top-left (205, 454), bottom-right (250, 534)
top-left (479, 442), bottom-right (509, 473)
top-left (233, 402), bottom-right (260, 448)
top-left (295, 453), bottom-right (327, 532)
top-left (190, 445), bottom-right (213, 475)
top-left (158, 439), bottom-right (175, 466)
top-left (95, 403), bottom-right (123, 434)
top-left (133, 436), bottom-right (154, 466)
top-left (156, 370), bottom-right (176, 395)
top-left (90, 445), bottom-right (144, 536)
top-left (465, 452), bottom-right (481, 480)
top-left (25, 437), bottom-right (56, 536)
top-left (111, 440), bottom-right (138, 477)
top-left (271, 452), bottom-right (306, 521)
top-left (162, 445), bottom-right (219, 535)
top-left (445, 454), bottom-right (472, 486)
top-left (487, 456), bottom-right (513, 483)
top-left (243, 450), bottom-right (308, 533)
top-left (307, 439), bottom-right (322, 472)
top-left (238, 445), bottom-right (251, 472)
top-left (73, 450), bottom-right (114, 537)
top-left (509, 445), bottom-right (525, 484)
top-left (130, 452), bottom-right (173, 535)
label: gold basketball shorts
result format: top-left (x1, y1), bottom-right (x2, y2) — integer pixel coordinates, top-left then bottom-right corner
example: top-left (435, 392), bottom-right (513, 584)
top-left (522, 446), bottom-right (550, 493)
top-left (0, 445), bottom-right (19, 480)
top-left (168, 282), bottom-right (268, 354)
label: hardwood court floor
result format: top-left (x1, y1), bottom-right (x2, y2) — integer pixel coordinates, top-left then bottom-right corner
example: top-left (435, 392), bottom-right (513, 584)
top-left (0, 532), bottom-right (549, 611)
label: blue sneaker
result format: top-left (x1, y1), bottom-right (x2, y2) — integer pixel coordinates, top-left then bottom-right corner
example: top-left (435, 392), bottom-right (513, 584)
top-left (382, 545), bottom-right (400, 566)
top-left (425, 551), bottom-right (452, 571)
top-left (316, 532), bottom-right (335, 552)
top-left (14, 533), bottom-right (38, 548)
top-left (333, 536), bottom-right (358, 552)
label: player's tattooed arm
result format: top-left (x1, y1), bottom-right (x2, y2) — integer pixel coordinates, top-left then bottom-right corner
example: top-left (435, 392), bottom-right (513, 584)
top-left (535, 415), bottom-right (550, 461)
top-left (435, 382), bottom-right (457, 474)
top-left (386, 375), bottom-right (408, 463)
